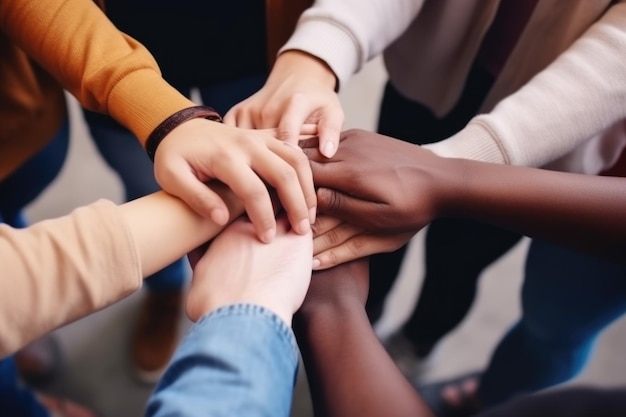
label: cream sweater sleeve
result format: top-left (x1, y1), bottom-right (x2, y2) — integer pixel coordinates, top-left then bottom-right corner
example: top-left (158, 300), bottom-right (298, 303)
top-left (281, 0), bottom-right (425, 89)
top-left (0, 200), bottom-right (142, 356)
top-left (426, 3), bottom-right (626, 169)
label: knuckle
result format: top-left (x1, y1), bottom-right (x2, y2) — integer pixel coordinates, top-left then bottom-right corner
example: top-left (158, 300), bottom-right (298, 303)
top-left (276, 165), bottom-right (298, 184)
top-left (323, 250), bottom-right (338, 267)
top-left (323, 229), bottom-right (341, 246)
top-left (242, 185), bottom-right (268, 203)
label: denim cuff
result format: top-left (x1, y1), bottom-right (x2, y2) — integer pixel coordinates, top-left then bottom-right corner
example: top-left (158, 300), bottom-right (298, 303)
top-left (195, 303), bottom-right (299, 366)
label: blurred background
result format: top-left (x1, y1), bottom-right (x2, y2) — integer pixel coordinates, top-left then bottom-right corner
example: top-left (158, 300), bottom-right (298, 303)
top-left (25, 57), bottom-right (626, 417)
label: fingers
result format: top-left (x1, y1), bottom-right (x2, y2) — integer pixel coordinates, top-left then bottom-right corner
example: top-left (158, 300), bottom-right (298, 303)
top-left (226, 105), bottom-right (256, 129)
top-left (253, 141), bottom-right (315, 233)
top-left (317, 106), bottom-right (344, 158)
top-left (276, 94), bottom-right (312, 145)
top-left (312, 233), bottom-right (410, 270)
top-left (211, 157), bottom-right (277, 243)
top-left (157, 158), bottom-right (230, 225)
top-left (311, 214), bottom-right (343, 238)
top-left (313, 221), bottom-right (364, 256)
top-left (270, 140), bottom-right (317, 224)
top-left (315, 187), bottom-right (379, 226)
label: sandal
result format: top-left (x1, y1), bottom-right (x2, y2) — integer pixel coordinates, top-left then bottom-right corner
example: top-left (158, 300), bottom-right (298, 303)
top-left (417, 371), bottom-right (483, 417)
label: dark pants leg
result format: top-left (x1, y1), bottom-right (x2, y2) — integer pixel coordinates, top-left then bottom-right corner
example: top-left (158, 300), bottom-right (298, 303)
top-left (0, 120), bottom-right (70, 417)
top-left (479, 240), bottom-right (626, 406)
top-left (369, 68), bottom-right (522, 355)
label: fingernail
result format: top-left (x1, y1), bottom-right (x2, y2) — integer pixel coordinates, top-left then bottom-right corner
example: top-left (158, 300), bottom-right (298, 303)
top-left (299, 218), bottom-right (311, 234)
top-left (262, 228), bottom-right (276, 243)
top-left (312, 258), bottom-right (321, 269)
top-left (322, 141), bottom-right (335, 158)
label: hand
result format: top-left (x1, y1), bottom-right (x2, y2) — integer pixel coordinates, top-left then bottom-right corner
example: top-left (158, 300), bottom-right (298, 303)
top-left (225, 51), bottom-right (343, 158)
top-left (298, 258), bottom-right (369, 319)
top-left (186, 214), bottom-right (313, 326)
top-left (154, 119), bottom-right (317, 243)
top-left (302, 129), bottom-right (457, 234)
top-left (312, 215), bottom-right (413, 270)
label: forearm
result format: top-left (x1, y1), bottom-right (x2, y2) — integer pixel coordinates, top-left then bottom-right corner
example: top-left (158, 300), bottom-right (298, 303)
top-left (426, 3), bottom-right (626, 168)
top-left (0, 0), bottom-right (194, 143)
top-left (295, 302), bottom-right (433, 417)
top-left (147, 304), bottom-right (298, 417)
top-left (120, 182), bottom-right (243, 277)
top-left (444, 158), bottom-right (626, 263)
top-left (281, 0), bottom-right (424, 88)
top-left (0, 184), bottom-right (242, 356)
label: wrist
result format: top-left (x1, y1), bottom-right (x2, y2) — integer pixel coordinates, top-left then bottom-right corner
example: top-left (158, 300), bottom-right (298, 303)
top-left (145, 105), bottom-right (222, 161)
top-left (273, 50), bottom-right (338, 91)
top-left (408, 145), bottom-right (464, 220)
top-left (298, 295), bottom-right (364, 322)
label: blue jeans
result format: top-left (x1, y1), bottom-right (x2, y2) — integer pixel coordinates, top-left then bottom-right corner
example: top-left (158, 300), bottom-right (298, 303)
top-left (0, 120), bottom-right (70, 417)
top-left (480, 239), bottom-right (626, 406)
top-left (146, 304), bottom-right (298, 417)
top-left (0, 120), bottom-right (69, 227)
top-left (82, 75), bottom-right (266, 292)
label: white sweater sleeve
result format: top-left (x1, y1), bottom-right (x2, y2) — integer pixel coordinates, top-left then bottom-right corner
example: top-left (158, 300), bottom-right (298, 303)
top-left (425, 3), bottom-right (626, 169)
top-left (280, 0), bottom-right (424, 89)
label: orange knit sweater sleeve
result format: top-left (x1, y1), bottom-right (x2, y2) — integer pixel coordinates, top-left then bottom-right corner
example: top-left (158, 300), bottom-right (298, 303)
top-left (0, 0), bottom-right (195, 144)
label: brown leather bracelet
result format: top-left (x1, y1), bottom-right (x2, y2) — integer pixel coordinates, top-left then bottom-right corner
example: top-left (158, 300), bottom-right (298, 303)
top-left (145, 105), bottom-right (223, 161)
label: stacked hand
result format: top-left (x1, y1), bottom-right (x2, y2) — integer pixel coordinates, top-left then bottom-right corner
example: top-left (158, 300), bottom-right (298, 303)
top-left (155, 120), bottom-right (317, 243)
top-left (225, 51), bottom-right (343, 158)
top-left (185, 214), bottom-right (313, 326)
top-left (303, 129), bottom-right (458, 269)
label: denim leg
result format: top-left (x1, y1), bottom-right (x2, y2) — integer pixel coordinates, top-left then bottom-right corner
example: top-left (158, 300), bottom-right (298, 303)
top-left (83, 113), bottom-right (187, 292)
top-left (480, 239), bottom-right (626, 406)
top-left (0, 356), bottom-right (49, 417)
top-left (0, 119), bottom-right (70, 227)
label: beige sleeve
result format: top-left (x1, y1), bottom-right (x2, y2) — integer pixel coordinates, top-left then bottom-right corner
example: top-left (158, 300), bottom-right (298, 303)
top-left (425, 3), bottom-right (626, 169)
top-left (0, 200), bottom-right (142, 356)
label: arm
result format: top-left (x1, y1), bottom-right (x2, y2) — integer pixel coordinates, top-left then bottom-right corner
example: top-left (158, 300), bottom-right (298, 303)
top-left (147, 215), bottom-right (313, 417)
top-left (425, 3), bottom-right (626, 169)
top-left (0, 0), bottom-right (316, 241)
top-left (294, 260), bottom-right (434, 417)
top-left (225, 0), bottom-right (424, 155)
top-left (305, 130), bottom-right (626, 268)
top-left (0, 183), bottom-right (242, 356)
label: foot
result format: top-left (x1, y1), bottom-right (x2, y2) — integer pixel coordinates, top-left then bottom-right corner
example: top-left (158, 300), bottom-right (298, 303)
top-left (382, 330), bottom-right (438, 379)
top-left (37, 393), bottom-right (97, 417)
top-left (15, 335), bottom-right (62, 388)
top-left (418, 372), bottom-right (483, 417)
top-left (130, 290), bottom-right (184, 384)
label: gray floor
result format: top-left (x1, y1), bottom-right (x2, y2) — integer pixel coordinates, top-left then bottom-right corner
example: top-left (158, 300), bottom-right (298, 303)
top-left (25, 58), bottom-right (626, 417)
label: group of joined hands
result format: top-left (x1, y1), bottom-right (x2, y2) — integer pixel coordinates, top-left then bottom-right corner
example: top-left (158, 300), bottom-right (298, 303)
top-left (175, 123), bottom-right (455, 328)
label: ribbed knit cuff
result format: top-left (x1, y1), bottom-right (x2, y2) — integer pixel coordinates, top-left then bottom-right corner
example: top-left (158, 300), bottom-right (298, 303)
top-left (280, 18), bottom-right (361, 91)
top-left (423, 121), bottom-right (508, 165)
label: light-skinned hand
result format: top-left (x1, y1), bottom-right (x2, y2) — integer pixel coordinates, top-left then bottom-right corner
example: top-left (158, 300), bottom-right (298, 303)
top-left (154, 119), bottom-right (317, 243)
top-left (186, 214), bottom-right (313, 326)
top-left (224, 51), bottom-right (343, 158)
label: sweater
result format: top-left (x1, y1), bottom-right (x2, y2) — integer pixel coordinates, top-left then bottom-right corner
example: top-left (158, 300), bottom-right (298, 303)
top-left (283, 0), bottom-right (626, 174)
top-left (0, 0), bottom-right (197, 180)
top-left (0, 200), bottom-right (141, 356)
